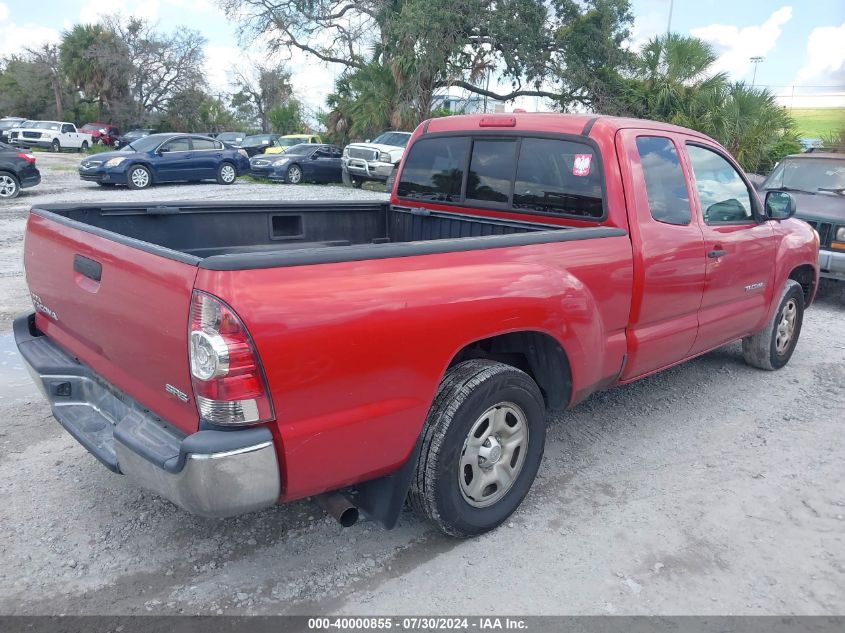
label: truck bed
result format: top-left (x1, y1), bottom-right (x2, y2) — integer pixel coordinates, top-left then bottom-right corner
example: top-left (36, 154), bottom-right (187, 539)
top-left (32, 201), bottom-right (621, 270)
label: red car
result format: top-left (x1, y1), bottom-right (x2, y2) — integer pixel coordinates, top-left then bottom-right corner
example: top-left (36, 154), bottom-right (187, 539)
top-left (15, 113), bottom-right (818, 537)
top-left (80, 122), bottom-right (120, 145)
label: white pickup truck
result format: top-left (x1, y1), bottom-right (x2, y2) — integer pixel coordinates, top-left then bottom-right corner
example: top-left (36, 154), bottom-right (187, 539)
top-left (14, 121), bottom-right (93, 152)
top-left (341, 131), bottom-right (412, 189)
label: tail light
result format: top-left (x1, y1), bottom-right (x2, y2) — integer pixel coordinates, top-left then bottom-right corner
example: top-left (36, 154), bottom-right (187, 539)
top-left (17, 152), bottom-right (35, 165)
top-left (188, 291), bottom-right (274, 426)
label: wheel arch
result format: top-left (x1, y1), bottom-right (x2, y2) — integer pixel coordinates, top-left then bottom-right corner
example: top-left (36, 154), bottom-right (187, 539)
top-left (446, 330), bottom-right (573, 412)
top-left (352, 332), bottom-right (571, 531)
top-left (788, 263), bottom-right (817, 306)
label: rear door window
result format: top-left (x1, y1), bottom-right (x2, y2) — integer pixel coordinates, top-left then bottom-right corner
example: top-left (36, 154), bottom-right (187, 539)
top-left (191, 138), bottom-right (217, 150)
top-left (635, 136), bottom-right (691, 225)
top-left (397, 136), bottom-right (470, 200)
top-left (466, 139), bottom-right (517, 204)
top-left (512, 138), bottom-right (603, 218)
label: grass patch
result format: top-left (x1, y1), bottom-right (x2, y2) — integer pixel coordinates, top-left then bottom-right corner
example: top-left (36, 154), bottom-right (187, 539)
top-left (84, 143), bottom-right (115, 155)
top-left (789, 108), bottom-right (845, 138)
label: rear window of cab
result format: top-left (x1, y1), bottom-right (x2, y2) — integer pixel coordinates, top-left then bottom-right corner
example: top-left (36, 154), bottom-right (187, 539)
top-left (397, 135), bottom-right (605, 220)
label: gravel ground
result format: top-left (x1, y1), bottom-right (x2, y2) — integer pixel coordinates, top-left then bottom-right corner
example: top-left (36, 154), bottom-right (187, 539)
top-left (0, 160), bottom-right (843, 616)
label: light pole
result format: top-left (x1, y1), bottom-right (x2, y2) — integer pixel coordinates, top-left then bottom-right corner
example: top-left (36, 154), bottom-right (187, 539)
top-left (666, 0), bottom-right (674, 35)
top-left (750, 56), bottom-right (764, 87)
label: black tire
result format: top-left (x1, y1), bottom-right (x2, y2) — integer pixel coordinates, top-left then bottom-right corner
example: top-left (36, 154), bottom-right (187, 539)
top-left (79, 141), bottom-right (89, 152)
top-left (126, 165), bottom-right (152, 190)
top-left (0, 171), bottom-right (21, 199)
top-left (342, 167), bottom-right (363, 188)
top-left (409, 359), bottom-right (546, 537)
top-left (384, 165), bottom-right (397, 193)
top-left (742, 279), bottom-right (804, 370)
top-left (51, 139), bottom-right (61, 153)
top-left (286, 164), bottom-right (303, 184)
top-left (216, 161), bottom-right (237, 185)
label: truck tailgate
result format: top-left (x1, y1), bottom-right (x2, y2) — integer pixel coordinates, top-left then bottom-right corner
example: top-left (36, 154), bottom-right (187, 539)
top-left (24, 211), bottom-right (200, 434)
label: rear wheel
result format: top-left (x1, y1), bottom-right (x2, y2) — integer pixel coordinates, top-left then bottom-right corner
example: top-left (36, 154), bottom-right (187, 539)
top-left (51, 139), bottom-right (61, 153)
top-left (79, 141), bottom-right (89, 152)
top-left (409, 360), bottom-right (546, 537)
top-left (216, 162), bottom-right (237, 185)
top-left (127, 165), bottom-right (152, 190)
top-left (742, 279), bottom-right (804, 370)
top-left (0, 172), bottom-right (20, 199)
top-left (286, 164), bottom-right (302, 184)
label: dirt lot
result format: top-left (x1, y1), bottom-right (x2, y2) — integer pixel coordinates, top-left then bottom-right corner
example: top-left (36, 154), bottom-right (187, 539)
top-left (0, 159), bottom-right (843, 616)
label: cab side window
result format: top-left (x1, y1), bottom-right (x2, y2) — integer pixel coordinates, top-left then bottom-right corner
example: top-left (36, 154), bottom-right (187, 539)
top-left (61, 124), bottom-right (74, 134)
top-left (686, 144), bottom-right (753, 224)
top-left (635, 136), bottom-right (691, 225)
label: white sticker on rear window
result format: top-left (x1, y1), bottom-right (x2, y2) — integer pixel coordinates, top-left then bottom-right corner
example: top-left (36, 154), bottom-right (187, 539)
top-left (573, 154), bottom-right (592, 177)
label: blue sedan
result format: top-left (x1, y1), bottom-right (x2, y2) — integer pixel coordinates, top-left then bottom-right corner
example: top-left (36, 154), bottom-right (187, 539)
top-left (248, 144), bottom-right (343, 184)
top-left (78, 133), bottom-right (250, 189)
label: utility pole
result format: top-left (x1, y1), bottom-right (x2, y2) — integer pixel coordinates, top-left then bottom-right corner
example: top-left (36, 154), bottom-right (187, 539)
top-left (666, 0), bottom-right (674, 35)
top-left (750, 56), bottom-right (764, 87)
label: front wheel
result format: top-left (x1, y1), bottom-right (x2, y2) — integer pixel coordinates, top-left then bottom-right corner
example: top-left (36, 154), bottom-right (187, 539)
top-left (127, 165), bottom-right (152, 190)
top-left (286, 164), bottom-right (302, 184)
top-left (409, 359), bottom-right (546, 537)
top-left (342, 168), bottom-right (363, 189)
top-left (216, 162), bottom-right (237, 185)
top-left (51, 139), bottom-right (61, 153)
top-left (742, 279), bottom-right (805, 370)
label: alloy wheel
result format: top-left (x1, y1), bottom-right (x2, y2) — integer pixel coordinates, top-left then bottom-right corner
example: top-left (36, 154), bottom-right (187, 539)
top-left (131, 168), bottom-right (150, 188)
top-left (220, 164), bottom-right (236, 183)
top-left (0, 174), bottom-right (18, 198)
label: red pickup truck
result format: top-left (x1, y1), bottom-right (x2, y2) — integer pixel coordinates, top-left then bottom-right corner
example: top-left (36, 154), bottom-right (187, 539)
top-left (16, 113), bottom-right (818, 537)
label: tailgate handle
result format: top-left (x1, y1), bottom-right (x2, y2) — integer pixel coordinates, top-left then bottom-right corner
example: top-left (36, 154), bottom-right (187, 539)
top-left (74, 255), bottom-right (102, 282)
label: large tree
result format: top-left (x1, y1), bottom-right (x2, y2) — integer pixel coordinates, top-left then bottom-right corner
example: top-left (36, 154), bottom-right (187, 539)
top-left (59, 24), bottom-right (130, 116)
top-left (231, 62), bottom-right (296, 131)
top-left (101, 15), bottom-right (207, 125)
top-left (219, 0), bottom-right (633, 120)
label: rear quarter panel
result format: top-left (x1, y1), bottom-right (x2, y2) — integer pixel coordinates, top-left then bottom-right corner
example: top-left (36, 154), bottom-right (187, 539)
top-left (196, 237), bottom-right (633, 500)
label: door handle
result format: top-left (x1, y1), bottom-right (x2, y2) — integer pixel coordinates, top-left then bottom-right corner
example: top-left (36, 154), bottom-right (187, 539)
top-left (708, 249), bottom-right (727, 259)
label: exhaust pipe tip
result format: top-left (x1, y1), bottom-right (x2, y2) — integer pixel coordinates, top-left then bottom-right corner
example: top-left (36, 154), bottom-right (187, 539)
top-left (316, 493), bottom-right (360, 527)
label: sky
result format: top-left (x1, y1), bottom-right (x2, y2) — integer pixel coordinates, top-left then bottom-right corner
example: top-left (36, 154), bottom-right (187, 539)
top-left (0, 0), bottom-right (843, 113)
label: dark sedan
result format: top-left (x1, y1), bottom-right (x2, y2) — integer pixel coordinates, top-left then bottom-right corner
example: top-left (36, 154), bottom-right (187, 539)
top-left (114, 128), bottom-right (157, 149)
top-left (239, 133), bottom-right (282, 157)
top-left (78, 134), bottom-right (250, 189)
top-left (0, 141), bottom-right (41, 199)
top-left (758, 152), bottom-right (845, 281)
top-left (248, 144), bottom-right (343, 184)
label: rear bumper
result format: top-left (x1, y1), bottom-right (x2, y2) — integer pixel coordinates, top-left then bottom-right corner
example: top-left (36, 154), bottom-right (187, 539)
top-left (13, 313), bottom-right (281, 518)
top-left (20, 172), bottom-right (40, 189)
top-left (819, 249), bottom-right (845, 281)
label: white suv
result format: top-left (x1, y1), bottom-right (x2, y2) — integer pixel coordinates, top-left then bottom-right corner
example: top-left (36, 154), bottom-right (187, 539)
top-left (15, 121), bottom-right (94, 152)
top-left (342, 131), bottom-right (412, 189)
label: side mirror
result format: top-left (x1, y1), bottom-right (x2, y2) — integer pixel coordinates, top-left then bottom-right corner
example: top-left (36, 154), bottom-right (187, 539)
top-left (765, 190), bottom-right (796, 220)
top-left (157, 147), bottom-right (169, 155)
